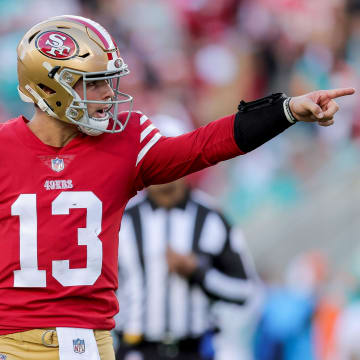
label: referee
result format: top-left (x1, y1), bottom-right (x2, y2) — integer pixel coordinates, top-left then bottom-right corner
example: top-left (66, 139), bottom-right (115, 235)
top-left (114, 116), bottom-right (263, 360)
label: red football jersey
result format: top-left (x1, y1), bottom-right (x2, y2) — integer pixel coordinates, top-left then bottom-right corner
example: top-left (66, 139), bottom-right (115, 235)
top-left (0, 111), bottom-right (241, 334)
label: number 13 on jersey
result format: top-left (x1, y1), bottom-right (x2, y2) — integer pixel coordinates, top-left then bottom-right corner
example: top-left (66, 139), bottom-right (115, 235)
top-left (11, 191), bottom-right (103, 287)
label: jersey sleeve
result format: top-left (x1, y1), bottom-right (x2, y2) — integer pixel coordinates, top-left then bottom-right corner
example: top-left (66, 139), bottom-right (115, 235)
top-left (133, 113), bottom-right (242, 191)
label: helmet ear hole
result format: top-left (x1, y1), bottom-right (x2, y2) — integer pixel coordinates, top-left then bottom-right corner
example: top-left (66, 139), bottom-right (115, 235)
top-left (38, 83), bottom-right (56, 95)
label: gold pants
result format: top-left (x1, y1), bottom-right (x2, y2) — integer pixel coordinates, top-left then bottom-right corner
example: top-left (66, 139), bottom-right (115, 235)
top-left (0, 328), bottom-right (115, 360)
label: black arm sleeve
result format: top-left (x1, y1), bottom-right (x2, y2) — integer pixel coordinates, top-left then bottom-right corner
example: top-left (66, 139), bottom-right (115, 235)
top-left (234, 93), bottom-right (294, 153)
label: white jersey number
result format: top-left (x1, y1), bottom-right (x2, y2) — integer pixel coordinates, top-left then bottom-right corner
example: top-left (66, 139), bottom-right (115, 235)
top-left (11, 191), bottom-right (103, 287)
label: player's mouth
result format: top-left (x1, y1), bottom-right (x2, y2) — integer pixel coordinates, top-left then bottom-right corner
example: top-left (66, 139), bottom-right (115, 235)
top-left (94, 108), bottom-right (108, 118)
top-left (93, 104), bottom-right (112, 118)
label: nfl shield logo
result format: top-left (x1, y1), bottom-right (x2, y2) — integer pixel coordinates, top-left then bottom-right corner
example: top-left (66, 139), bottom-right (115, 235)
top-left (73, 338), bottom-right (85, 354)
top-left (51, 158), bottom-right (65, 172)
top-left (0, 354), bottom-right (7, 360)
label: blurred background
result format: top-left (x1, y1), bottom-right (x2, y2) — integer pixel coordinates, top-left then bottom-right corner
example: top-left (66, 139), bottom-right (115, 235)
top-left (3, 0), bottom-right (360, 358)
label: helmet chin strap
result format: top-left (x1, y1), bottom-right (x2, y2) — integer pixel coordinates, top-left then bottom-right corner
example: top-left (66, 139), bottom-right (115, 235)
top-left (78, 113), bottom-right (110, 136)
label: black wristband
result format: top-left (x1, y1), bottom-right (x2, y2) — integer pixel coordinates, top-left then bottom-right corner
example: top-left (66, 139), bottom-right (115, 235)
top-left (234, 93), bottom-right (294, 153)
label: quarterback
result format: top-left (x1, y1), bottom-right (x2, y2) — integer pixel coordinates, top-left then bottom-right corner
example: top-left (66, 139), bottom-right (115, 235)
top-left (0, 15), bottom-right (355, 360)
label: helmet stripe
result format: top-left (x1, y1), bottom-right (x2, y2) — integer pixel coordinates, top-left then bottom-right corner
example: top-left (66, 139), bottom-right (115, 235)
top-left (63, 15), bottom-right (115, 50)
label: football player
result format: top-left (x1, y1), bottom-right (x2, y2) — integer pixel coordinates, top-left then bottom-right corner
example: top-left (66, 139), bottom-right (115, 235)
top-left (0, 14), bottom-right (354, 360)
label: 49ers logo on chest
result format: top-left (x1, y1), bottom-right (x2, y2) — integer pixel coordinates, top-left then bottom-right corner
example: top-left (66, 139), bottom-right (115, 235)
top-left (36, 31), bottom-right (79, 59)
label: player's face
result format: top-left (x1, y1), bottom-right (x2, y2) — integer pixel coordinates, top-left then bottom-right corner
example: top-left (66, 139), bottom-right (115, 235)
top-left (74, 79), bottom-right (115, 119)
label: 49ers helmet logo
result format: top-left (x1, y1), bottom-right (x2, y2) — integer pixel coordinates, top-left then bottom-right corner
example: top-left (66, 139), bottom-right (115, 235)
top-left (36, 31), bottom-right (79, 59)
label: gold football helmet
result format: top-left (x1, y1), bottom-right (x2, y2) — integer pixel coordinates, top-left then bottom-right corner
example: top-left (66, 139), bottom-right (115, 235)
top-left (17, 15), bottom-right (133, 135)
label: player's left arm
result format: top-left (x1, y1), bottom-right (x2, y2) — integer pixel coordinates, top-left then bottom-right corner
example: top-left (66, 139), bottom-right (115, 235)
top-left (135, 88), bottom-right (354, 189)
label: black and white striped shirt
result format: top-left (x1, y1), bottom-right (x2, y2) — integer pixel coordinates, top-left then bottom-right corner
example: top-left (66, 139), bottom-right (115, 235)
top-left (115, 190), bottom-right (260, 341)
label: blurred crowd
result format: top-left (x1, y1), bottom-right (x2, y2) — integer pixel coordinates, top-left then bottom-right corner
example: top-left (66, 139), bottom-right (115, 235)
top-left (3, 0), bottom-right (360, 358)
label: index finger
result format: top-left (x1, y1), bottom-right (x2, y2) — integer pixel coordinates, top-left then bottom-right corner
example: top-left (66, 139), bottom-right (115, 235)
top-left (324, 87), bottom-right (356, 99)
